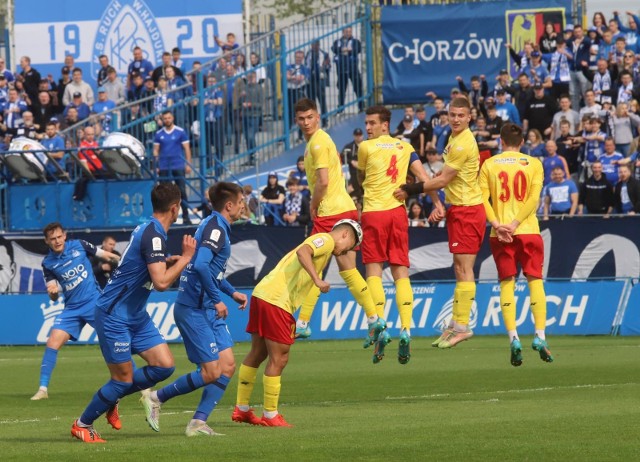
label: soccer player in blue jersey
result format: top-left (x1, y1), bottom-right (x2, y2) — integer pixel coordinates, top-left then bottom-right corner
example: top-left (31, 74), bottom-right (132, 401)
top-left (71, 183), bottom-right (196, 444)
top-left (31, 223), bottom-right (120, 402)
top-left (141, 182), bottom-right (248, 436)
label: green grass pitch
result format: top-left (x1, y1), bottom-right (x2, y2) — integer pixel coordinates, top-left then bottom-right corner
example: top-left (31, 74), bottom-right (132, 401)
top-left (1, 336), bottom-right (639, 461)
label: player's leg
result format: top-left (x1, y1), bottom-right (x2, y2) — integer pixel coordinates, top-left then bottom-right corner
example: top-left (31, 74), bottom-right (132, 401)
top-left (365, 261), bottom-right (391, 363)
top-left (261, 338), bottom-right (293, 427)
top-left (31, 328), bottom-right (70, 400)
top-left (234, 333), bottom-right (268, 424)
top-left (390, 264), bottom-right (413, 365)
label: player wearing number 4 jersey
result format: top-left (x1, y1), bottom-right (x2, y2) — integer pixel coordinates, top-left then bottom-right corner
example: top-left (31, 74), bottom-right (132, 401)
top-left (359, 106), bottom-right (444, 364)
top-left (397, 96), bottom-right (485, 349)
top-left (479, 123), bottom-right (553, 366)
top-left (292, 98), bottom-right (382, 354)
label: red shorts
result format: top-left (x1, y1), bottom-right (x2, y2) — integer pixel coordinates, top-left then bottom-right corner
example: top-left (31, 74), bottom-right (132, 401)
top-left (490, 234), bottom-right (544, 280)
top-left (446, 204), bottom-right (486, 254)
top-left (246, 296), bottom-right (296, 345)
top-left (311, 210), bottom-right (359, 234)
top-left (361, 206), bottom-right (409, 266)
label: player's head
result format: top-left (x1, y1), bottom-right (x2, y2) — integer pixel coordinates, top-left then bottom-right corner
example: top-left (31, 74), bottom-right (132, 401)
top-left (161, 111), bottom-right (174, 128)
top-left (500, 123), bottom-right (524, 150)
top-left (331, 219), bottom-right (363, 255)
top-left (43, 222), bottom-right (67, 254)
top-left (0, 236), bottom-right (16, 293)
top-left (151, 183), bottom-right (182, 222)
top-left (364, 105), bottom-right (391, 139)
top-left (448, 96), bottom-right (472, 135)
top-left (208, 182), bottom-right (245, 222)
top-left (295, 98), bottom-right (320, 139)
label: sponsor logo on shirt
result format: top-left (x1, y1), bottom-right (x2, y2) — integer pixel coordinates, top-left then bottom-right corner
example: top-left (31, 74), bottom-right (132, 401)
top-left (312, 238), bottom-right (325, 248)
top-left (519, 158), bottom-right (530, 166)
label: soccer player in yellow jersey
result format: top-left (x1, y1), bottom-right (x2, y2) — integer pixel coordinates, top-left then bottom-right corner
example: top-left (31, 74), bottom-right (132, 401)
top-left (292, 98), bottom-right (383, 351)
top-left (397, 96), bottom-right (485, 349)
top-left (232, 220), bottom-right (362, 427)
top-left (358, 105), bottom-right (444, 364)
top-left (479, 123), bottom-right (553, 366)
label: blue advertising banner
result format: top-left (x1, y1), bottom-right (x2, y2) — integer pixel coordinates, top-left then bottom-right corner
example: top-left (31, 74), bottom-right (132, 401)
top-left (0, 281), bottom-right (625, 345)
top-left (13, 0), bottom-right (243, 87)
top-left (620, 284), bottom-right (640, 336)
top-left (380, 0), bottom-right (571, 103)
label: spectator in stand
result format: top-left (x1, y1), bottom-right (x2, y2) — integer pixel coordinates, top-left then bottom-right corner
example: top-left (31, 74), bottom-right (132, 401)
top-left (608, 18), bottom-right (625, 41)
top-left (165, 66), bottom-right (191, 125)
top-left (578, 160), bottom-right (614, 215)
top-left (341, 128), bottom-right (364, 199)
top-left (242, 184), bottom-right (260, 221)
top-left (96, 55), bottom-right (110, 87)
top-left (14, 79), bottom-right (33, 107)
top-left (610, 102), bottom-right (640, 155)
top-left (286, 51), bottom-right (310, 131)
top-left (289, 155), bottom-right (309, 199)
top-left (523, 82), bottom-right (557, 137)
top-left (38, 78), bottom-right (59, 108)
top-left (62, 68), bottom-right (94, 107)
top-left (171, 47), bottom-right (185, 74)
top-left (587, 26), bottom-right (601, 45)
top-left (127, 72), bottom-right (145, 102)
top-left (91, 236), bottom-right (121, 289)
top-left (260, 172), bottom-right (285, 226)
top-left (556, 119), bottom-right (581, 175)
top-left (78, 126), bottom-right (103, 175)
top-left (543, 36), bottom-right (573, 101)
top-left (523, 51), bottom-right (552, 88)
top-left (473, 116), bottom-right (499, 155)
top-left (484, 100), bottom-right (503, 139)
top-left (613, 11), bottom-right (640, 51)
top-left (495, 89), bottom-right (521, 125)
top-left (592, 12), bottom-right (607, 38)
top-left (0, 76), bottom-right (8, 105)
top-left (395, 114), bottom-right (422, 153)
top-left (492, 69), bottom-right (516, 101)
top-left (3, 87), bottom-right (28, 136)
top-left (0, 57), bottom-right (14, 83)
top-left (611, 37), bottom-right (628, 68)
top-left (551, 95), bottom-right (580, 139)
top-left (234, 53), bottom-right (248, 74)
top-left (619, 145), bottom-right (640, 180)
top-left (18, 56), bottom-right (41, 104)
top-left (64, 92), bottom-right (90, 121)
top-left (415, 107), bottom-right (433, 156)
top-left (203, 75), bottom-right (224, 173)
top-left (103, 67), bottom-right (125, 105)
top-left (569, 24), bottom-right (592, 111)
top-left (16, 111), bottom-right (39, 140)
top-left (427, 97), bottom-right (446, 128)
top-left (59, 106), bottom-right (80, 131)
top-left (215, 33), bottom-right (240, 62)
top-left (212, 57), bottom-right (229, 83)
top-left (542, 140), bottom-right (570, 185)
top-left (407, 201), bottom-right (427, 227)
top-left (92, 87), bottom-right (116, 135)
top-left (332, 26), bottom-right (364, 111)
top-left (522, 129), bottom-right (546, 158)
top-left (597, 28), bottom-right (615, 61)
top-left (127, 46), bottom-right (154, 89)
top-left (305, 40), bottom-right (331, 127)
top-left (590, 58), bottom-right (614, 105)
top-left (249, 53), bottom-right (267, 84)
top-left (599, 137), bottom-right (625, 185)
top-left (153, 111), bottom-right (192, 224)
top-left (41, 122), bottom-right (66, 175)
top-left (239, 71), bottom-right (264, 164)
top-left (282, 177), bottom-right (310, 227)
top-left (578, 116), bottom-right (607, 166)
top-left (506, 40), bottom-right (535, 73)
top-left (32, 91), bottom-right (59, 129)
top-left (514, 73), bottom-right (533, 122)
top-left (580, 89), bottom-right (602, 120)
top-left (456, 74), bottom-right (488, 110)
top-left (539, 21), bottom-right (559, 53)
top-left (432, 110), bottom-right (451, 154)
top-left (614, 164), bottom-right (640, 214)
top-left (543, 166), bottom-right (578, 218)
top-left (151, 51), bottom-right (185, 84)
top-left (222, 65), bottom-right (240, 152)
top-left (603, 70), bottom-right (639, 106)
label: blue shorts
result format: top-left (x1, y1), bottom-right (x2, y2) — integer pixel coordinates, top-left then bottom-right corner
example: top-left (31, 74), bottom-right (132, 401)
top-left (52, 304), bottom-right (95, 341)
top-left (95, 308), bottom-right (166, 364)
top-left (174, 302), bottom-right (234, 365)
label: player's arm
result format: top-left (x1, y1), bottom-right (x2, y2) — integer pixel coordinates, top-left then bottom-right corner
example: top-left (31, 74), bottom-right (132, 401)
top-left (147, 235), bottom-right (196, 291)
top-left (182, 141), bottom-right (192, 174)
top-left (95, 248), bottom-right (120, 265)
top-left (220, 279), bottom-right (248, 310)
top-left (311, 167), bottom-right (328, 218)
top-left (356, 141), bottom-right (368, 186)
top-left (296, 244), bottom-right (329, 293)
top-left (543, 194), bottom-right (550, 220)
top-left (398, 164), bottom-right (458, 197)
top-left (409, 156), bottom-right (444, 218)
top-left (43, 266), bottom-right (59, 301)
top-left (478, 165), bottom-right (498, 227)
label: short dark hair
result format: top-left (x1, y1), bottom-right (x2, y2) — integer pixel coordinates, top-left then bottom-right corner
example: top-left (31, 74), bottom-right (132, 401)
top-left (99, 54), bottom-right (107, 60)
top-left (172, 47), bottom-right (181, 53)
top-left (72, 67), bottom-right (82, 74)
top-left (365, 105), bottom-right (391, 124)
top-left (151, 183), bottom-right (181, 213)
top-left (296, 155), bottom-right (304, 163)
top-left (162, 51), bottom-right (171, 57)
top-left (43, 222), bottom-right (64, 238)
top-left (208, 181), bottom-right (243, 212)
top-left (286, 177), bottom-right (300, 188)
top-left (500, 123), bottom-right (524, 147)
top-left (294, 98), bottom-right (317, 113)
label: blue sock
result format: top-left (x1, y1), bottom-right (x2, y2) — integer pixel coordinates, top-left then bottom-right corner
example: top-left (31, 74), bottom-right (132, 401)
top-left (157, 370), bottom-right (206, 403)
top-left (80, 379), bottom-right (130, 425)
top-left (122, 365), bottom-right (175, 397)
top-left (39, 347), bottom-right (58, 388)
top-left (193, 375), bottom-right (231, 421)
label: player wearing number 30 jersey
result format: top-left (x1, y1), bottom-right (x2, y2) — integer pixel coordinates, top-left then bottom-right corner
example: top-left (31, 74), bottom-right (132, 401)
top-left (478, 123), bottom-right (553, 367)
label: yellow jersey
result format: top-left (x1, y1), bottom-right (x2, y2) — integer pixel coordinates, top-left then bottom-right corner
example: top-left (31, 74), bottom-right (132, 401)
top-left (252, 233), bottom-right (335, 315)
top-left (443, 128), bottom-right (483, 206)
top-left (358, 134), bottom-right (414, 212)
top-left (478, 151), bottom-right (543, 237)
top-left (304, 129), bottom-right (356, 217)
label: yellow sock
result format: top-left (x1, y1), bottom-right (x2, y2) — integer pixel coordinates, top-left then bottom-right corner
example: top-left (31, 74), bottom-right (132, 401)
top-left (236, 364), bottom-right (258, 406)
top-left (453, 281), bottom-right (476, 327)
top-left (366, 276), bottom-right (386, 318)
top-left (395, 278), bottom-right (413, 331)
top-left (340, 269), bottom-right (377, 317)
top-left (263, 375), bottom-right (282, 413)
top-left (528, 279), bottom-right (547, 331)
top-left (299, 285), bottom-right (321, 323)
top-left (500, 279), bottom-right (517, 332)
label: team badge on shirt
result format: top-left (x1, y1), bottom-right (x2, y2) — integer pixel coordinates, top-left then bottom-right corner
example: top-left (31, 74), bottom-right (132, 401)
top-left (152, 237), bottom-right (162, 251)
top-left (210, 229), bottom-right (221, 242)
top-left (312, 237), bottom-right (325, 248)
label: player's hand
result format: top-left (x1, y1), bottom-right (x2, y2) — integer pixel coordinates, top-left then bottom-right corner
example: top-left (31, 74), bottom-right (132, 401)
top-left (393, 187), bottom-right (408, 201)
top-left (496, 227), bottom-right (513, 243)
top-left (232, 292), bottom-right (248, 310)
top-left (429, 202), bottom-right (445, 223)
top-left (47, 282), bottom-right (59, 301)
top-left (185, 165), bottom-right (192, 175)
top-left (310, 204), bottom-right (318, 221)
top-left (315, 279), bottom-right (330, 293)
top-left (166, 255), bottom-right (181, 267)
top-left (215, 301), bottom-right (229, 319)
top-left (181, 235), bottom-right (197, 260)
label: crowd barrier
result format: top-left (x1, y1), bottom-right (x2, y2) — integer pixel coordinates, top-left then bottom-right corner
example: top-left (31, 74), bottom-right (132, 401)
top-left (0, 279), bottom-right (636, 345)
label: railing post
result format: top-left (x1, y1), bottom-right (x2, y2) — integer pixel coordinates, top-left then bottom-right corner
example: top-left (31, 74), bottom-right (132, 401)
top-left (196, 68), bottom-right (207, 200)
top-left (365, 1), bottom-right (374, 108)
top-left (280, 33), bottom-right (290, 151)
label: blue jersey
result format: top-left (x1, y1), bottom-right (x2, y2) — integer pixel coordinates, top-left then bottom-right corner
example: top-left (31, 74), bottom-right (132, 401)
top-left (546, 179), bottom-right (578, 213)
top-left (154, 126), bottom-right (189, 170)
top-left (600, 152), bottom-right (624, 185)
top-left (96, 218), bottom-right (167, 321)
top-left (42, 240), bottom-right (100, 310)
top-left (128, 59), bottom-right (154, 78)
top-left (176, 211), bottom-right (236, 310)
top-left (41, 135), bottom-right (66, 172)
top-left (584, 130), bottom-right (606, 163)
top-left (542, 155), bottom-right (566, 185)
